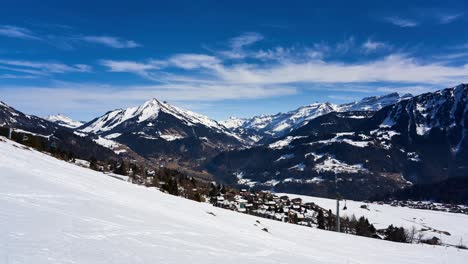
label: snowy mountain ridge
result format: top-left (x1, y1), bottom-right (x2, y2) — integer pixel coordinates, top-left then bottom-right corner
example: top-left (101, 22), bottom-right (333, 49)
top-left (77, 98), bottom-right (244, 165)
top-left (80, 98), bottom-right (233, 136)
top-left (46, 113), bottom-right (84, 129)
top-left (209, 85), bottom-right (468, 198)
top-left (221, 92), bottom-right (412, 142)
top-left (339, 92), bottom-right (413, 112)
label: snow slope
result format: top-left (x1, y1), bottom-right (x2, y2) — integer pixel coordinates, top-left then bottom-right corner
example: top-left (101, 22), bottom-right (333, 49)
top-left (280, 193), bottom-right (468, 246)
top-left (1, 137), bottom-right (467, 264)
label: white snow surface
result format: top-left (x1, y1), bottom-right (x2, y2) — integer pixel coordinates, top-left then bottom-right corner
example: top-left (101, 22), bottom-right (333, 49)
top-left (314, 156), bottom-right (368, 173)
top-left (268, 136), bottom-right (306, 149)
top-left (46, 113), bottom-right (84, 129)
top-left (309, 132), bottom-right (372, 148)
top-left (279, 193), bottom-right (468, 247)
top-left (1, 137), bottom-right (467, 263)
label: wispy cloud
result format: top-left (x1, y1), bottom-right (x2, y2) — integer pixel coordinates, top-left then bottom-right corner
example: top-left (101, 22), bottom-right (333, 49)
top-left (384, 17), bottom-right (419, 27)
top-left (219, 32), bottom-right (264, 59)
top-left (81, 35), bottom-right (141, 48)
top-left (168, 54), bottom-right (220, 69)
top-left (0, 59), bottom-right (91, 75)
top-left (0, 82), bottom-right (296, 119)
top-left (433, 51), bottom-right (468, 60)
top-left (0, 24), bottom-right (141, 50)
top-left (100, 59), bottom-right (163, 80)
top-left (101, 60), bottom-right (160, 73)
top-left (0, 25), bottom-right (40, 40)
top-left (100, 50), bottom-right (468, 95)
top-left (100, 54), bottom-right (220, 79)
top-left (336, 36), bottom-right (355, 53)
top-left (211, 54), bottom-right (468, 85)
top-left (0, 74), bottom-right (38, 79)
top-left (437, 13), bottom-right (463, 24)
top-left (229, 32), bottom-right (263, 49)
top-left (361, 39), bottom-right (391, 53)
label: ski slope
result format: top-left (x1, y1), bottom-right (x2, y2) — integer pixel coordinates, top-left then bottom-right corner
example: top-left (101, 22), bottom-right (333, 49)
top-left (280, 193), bottom-right (468, 246)
top-left (1, 137), bottom-right (467, 264)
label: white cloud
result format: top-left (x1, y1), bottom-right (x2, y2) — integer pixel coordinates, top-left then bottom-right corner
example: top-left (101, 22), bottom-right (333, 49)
top-left (362, 39), bottom-right (391, 53)
top-left (385, 17), bottom-right (419, 27)
top-left (168, 54), bottom-right (220, 69)
top-left (100, 51), bottom-right (468, 89)
top-left (81, 35), bottom-right (141, 48)
top-left (0, 25), bottom-right (40, 40)
top-left (100, 54), bottom-right (221, 81)
top-left (209, 54), bottom-right (468, 85)
top-left (100, 60), bottom-right (160, 73)
top-left (0, 59), bottom-right (91, 74)
top-left (438, 13), bottom-right (463, 24)
top-left (219, 32), bottom-right (264, 59)
top-left (433, 52), bottom-right (468, 60)
top-left (229, 32), bottom-right (263, 49)
top-left (336, 36), bottom-right (355, 53)
top-left (0, 74), bottom-right (38, 79)
top-left (0, 82), bottom-right (296, 118)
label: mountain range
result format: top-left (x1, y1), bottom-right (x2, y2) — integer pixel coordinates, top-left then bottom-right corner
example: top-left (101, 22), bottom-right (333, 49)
top-left (0, 101), bottom-right (119, 161)
top-left (1, 84), bottom-right (467, 200)
top-left (209, 84), bottom-right (468, 199)
top-left (221, 92), bottom-right (412, 143)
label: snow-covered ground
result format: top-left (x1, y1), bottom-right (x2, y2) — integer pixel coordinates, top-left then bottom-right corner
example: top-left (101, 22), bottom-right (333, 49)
top-left (280, 193), bottom-right (468, 246)
top-left (1, 137), bottom-right (467, 263)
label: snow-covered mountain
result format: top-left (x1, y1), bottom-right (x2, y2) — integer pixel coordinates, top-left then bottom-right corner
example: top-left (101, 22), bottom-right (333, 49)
top-left (221, 93), bottom-right (412, 143)
top-left (208, 85), bottom-right (468, 199)
top-left (1, 137), bottom-right (466, 263)
top-left (1, 100), bottom-right (58, 135)
top-left (79, 99), bottom-right (244, 166)
top-left (80, 98), bottom-right (233, 136)
top-left (339, 92), bottom-right (412, 112)
top-left (0, 100), bottom-right (120, 161)
top-left (46, 113), bottom-right (84, 129)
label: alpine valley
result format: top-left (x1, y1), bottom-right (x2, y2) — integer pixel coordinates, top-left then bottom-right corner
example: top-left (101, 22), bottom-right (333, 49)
top-left (1, 84), bottom-right (467, 201)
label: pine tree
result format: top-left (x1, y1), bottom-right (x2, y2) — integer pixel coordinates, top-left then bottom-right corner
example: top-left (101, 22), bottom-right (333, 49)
top-left (90, 157), bottom-right (98, 171)
top-left (317, 210), bottom-right (326, 229)
top-left (326, 209), bottom-right (334, 230)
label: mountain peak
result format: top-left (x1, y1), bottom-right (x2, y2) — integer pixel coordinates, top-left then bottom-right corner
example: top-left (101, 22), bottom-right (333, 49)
top-left (0, 101), bottom-right (10, 108)
top-left (46, 113), bottom-right (84, 129)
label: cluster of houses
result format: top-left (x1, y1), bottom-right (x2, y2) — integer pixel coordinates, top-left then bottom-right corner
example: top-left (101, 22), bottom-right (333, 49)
top-left (211, 189), bottom-right (327, 226)
top-left (376, 200), bottom-right (468, 215)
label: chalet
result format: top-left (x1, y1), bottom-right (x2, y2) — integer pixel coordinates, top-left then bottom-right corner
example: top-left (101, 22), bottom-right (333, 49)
top-left (291, 198), bottom-right (302, 205)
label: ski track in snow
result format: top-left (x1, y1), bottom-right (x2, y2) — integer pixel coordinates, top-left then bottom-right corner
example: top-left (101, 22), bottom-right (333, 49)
top-left (1, 137), bottom-right (467, 263)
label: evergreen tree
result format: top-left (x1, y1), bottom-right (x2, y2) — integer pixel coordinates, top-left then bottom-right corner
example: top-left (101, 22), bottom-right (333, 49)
top-left (115, 161), bottom-right (129, 176)
top-left (317, 210), bottom-right (326, 229)
top-left (326, 209), bottom-right (334, 230)
top-left (89, 157), bottom-right (98, 171)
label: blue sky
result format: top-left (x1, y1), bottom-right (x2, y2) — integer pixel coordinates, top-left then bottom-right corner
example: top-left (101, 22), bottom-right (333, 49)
top-left (1, 0), bottom-right (468, 121)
